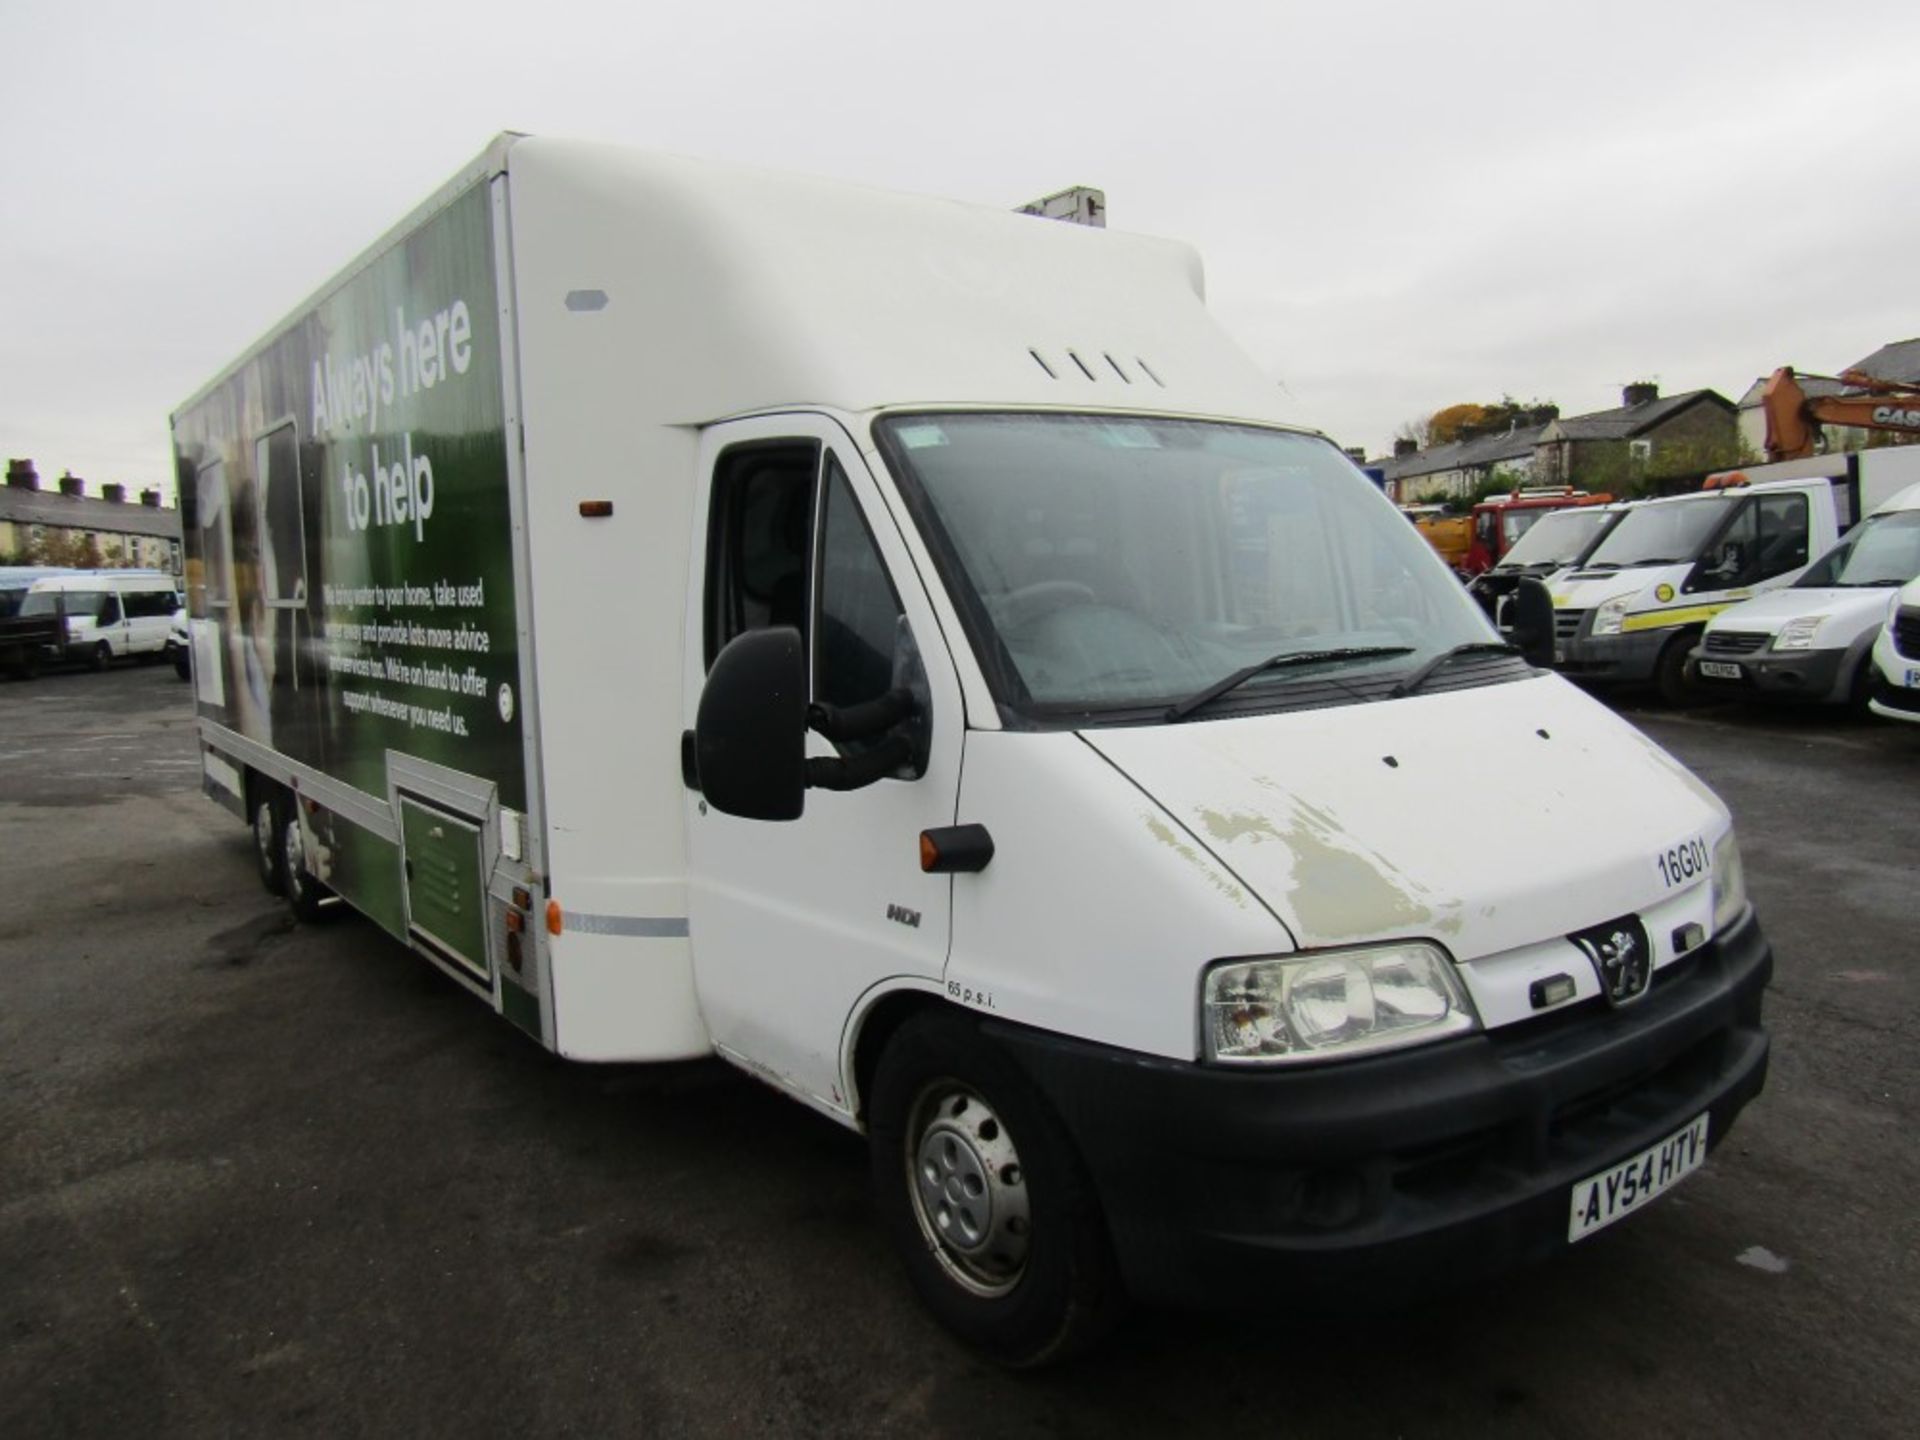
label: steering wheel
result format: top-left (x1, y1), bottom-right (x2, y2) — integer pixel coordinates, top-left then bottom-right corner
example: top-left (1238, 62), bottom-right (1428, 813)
top-left (996, 580), bottom-right (1098, 629)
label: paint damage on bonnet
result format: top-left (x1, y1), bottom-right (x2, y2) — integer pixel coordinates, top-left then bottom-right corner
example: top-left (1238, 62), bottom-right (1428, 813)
top-left (1081, 679), bottom-right (1727, 960)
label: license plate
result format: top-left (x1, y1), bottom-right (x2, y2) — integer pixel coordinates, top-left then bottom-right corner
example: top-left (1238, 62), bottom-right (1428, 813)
top-left (1569, 1113), bottom-right (1709, 1243)
top-left (1906, 667), bottom-right (1920, 690)
top-left (1553, 647), bottom-right (1566, 665)
top-left (1698, 660), bottom-right (1743, 680)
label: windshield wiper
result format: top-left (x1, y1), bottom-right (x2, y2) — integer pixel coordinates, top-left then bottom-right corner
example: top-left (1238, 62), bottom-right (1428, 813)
top-left (1389, 642), bottom-right (1522, 699)
top-left (1165, 646), bottom-right (1414, 721)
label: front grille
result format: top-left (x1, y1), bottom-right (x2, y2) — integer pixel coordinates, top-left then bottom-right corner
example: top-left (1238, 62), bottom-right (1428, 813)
top-left (1554, 610), bottom-right (1587, 641)
top-left (1705, 631), bottom-right (1766, 656)
top-left (1893, 606), bottom-right (1920, 659)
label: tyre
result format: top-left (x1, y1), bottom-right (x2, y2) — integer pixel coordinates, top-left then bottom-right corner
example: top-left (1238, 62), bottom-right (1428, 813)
top-left (1846, 655), bottom-right (1875, 716)
top-left (174, 648), bottom-right (191, 681)
top-left (283, 806), bottom-right (333, 923)
top-left (89, 642), bottom-right (112, 672)
top-left (251, 786), bottom-right (287, 896)
top-left (867, 1010), bottom-right (1122, 1367)
top-left (1655, 631), bottom-right (1701, 707)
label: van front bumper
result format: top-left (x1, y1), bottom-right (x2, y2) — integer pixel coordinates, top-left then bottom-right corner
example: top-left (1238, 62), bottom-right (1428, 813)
top-left (1554, 628), bottom-right (1670, 683)
top-left (1687, 644), bottom-right (1847, 702)
top-left (988, 910), bottom-right (1771, 1310)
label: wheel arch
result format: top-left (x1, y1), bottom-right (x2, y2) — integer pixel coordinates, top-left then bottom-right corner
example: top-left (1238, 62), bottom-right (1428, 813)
top-left (843, 980), bottom-right (952, 1129)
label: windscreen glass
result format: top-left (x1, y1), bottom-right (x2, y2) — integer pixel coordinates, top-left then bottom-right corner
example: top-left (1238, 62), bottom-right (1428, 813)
top-left (1813, 511), bottom-right (1920, 587)
top-left (1496, 508), bottom-right (1614, 568)
top-left (1585, 495), bottom-right (1728, 568)
top-left (876, 414), bottom-right (1494, 717)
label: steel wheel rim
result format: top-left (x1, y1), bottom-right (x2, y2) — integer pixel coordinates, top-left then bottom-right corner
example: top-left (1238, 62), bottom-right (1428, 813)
top-left (904, 1080), bottom-right (1031, 1297)
top-left (284, 817), bottom-right (306, 899)
top-left (255, 803), bottom-right (276, 876)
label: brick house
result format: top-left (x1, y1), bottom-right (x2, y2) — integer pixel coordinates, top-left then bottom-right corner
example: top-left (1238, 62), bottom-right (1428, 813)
top-left (1531, 384), bottom-right (1738, 491)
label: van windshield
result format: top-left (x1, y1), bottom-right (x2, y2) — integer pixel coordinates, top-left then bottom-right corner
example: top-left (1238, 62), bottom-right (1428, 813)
top-left (1584, 494), bottom-right (1728, 569)
top-left (875, 414), bottom-right (1501, 720)
top-left (1495, 507), bottom-right (1617, 570)
top-left (1799, 510), bottom-right (1920, 588)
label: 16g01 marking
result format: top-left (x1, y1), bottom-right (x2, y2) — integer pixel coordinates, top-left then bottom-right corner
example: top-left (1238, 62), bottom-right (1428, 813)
top-left (1656, 837), bottom-right (1710, 888)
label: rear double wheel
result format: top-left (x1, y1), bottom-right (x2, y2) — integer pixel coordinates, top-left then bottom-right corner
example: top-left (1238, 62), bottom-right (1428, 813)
top-left (867, 1011), bottom-right (1122, 1367)
top-left (252, 787), bottom-right (287, 896)
top-left (282, 806), bottom-right (333, 923)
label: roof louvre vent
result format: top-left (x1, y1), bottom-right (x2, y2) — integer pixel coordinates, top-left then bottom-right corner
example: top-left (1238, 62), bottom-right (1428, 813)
top-left (1028, 349), bottom-right (1058, 380)
top-left (1066, 350), bottom-right (1097, 382)
top-left (1104, 353), bottom-right (1132, 384)
top-left (1136, 358), bottom-right (1166, 388)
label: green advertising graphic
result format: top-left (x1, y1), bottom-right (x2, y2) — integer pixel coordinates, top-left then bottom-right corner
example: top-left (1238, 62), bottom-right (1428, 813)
top-left (175, 180), bottom-right (523, 943)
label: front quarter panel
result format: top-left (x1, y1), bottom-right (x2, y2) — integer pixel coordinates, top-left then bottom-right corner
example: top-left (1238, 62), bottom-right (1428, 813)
top-left (949, 731), bottom-right (1293, 1061)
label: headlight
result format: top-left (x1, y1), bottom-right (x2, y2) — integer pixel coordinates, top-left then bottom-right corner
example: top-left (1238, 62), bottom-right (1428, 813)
top-left (1710, 830), bottom-right (1748, 933)
top-left (1771, 617), bottom-right (1822, 651)
top-left (1591, 594), bottom-right (1634, 636)
top-left (1203, 942), bottom-right (1480, 1065)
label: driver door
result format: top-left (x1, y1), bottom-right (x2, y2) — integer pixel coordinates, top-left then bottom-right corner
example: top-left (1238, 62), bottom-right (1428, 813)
top-left (683, 415), bottom-right (965, 1116)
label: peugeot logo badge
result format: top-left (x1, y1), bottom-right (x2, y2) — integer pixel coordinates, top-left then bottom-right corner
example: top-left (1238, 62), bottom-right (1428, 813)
top-left (1570, 916), bottom-right (1654, 1007)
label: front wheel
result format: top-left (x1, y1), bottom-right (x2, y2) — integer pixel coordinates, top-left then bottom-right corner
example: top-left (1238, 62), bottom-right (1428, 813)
top-left (283, 808), bottom-right (333, 923)
top-left (1655, 631), bottom-right (1701, 707)
top-left (89, 642), bottom-right (112, 672)
top-left (867, 1011), bottom-right (1122, 1367)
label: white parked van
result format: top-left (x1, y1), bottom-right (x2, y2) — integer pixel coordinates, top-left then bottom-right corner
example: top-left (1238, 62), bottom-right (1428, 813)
top-left (175, 136), bottom-right (1771, 1363)
top-left (1867, 576), bottom-right (1920, 723)
top-left (19, 571), bottom-right (183, 670)
top-left (1689, 482), bottom-right (1920, 707)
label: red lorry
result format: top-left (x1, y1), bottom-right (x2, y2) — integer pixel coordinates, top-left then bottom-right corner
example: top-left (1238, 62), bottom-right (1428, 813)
top-left (1464, 487), bottom-right (1614, 576)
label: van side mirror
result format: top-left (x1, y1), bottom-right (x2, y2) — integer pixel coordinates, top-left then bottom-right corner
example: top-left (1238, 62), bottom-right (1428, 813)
top-left (695, 627), bottom-right (809, 821)
top-left (1509, 577), bottom-right (1556, 668)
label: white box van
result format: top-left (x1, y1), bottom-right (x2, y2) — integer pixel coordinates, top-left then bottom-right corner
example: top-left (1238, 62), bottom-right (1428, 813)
top-left (1689, 481), bottom-right (1920, 708)
top-left (20, 571), bottom-right (183, 670)
top-left (175, 136), bottom-right (1771, 1363)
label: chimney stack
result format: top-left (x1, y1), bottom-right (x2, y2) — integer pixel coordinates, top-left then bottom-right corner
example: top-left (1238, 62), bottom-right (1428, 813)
top-left (59, 472), bottom-right (85, 497)
top-left (6, 458), bottom-right (39, 490)
top-left (1623, 382), bottom-right (1659, 408)
top-left (102, 483), bottom-right (127, 503)
top-left (1393, 437), bottom-right (1419, 458)
top-left (140, 488), bottom-right (162, 507)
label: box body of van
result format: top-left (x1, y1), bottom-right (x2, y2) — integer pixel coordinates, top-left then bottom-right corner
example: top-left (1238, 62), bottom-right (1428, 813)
top-left (174, 136), bottom-right (1770, 1360)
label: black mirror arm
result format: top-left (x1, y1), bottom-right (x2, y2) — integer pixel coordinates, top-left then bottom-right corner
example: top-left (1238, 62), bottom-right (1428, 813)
top-left (808, 687), bottom-right (915, 742)
top-left (807, 734), bottom-right (914, 792)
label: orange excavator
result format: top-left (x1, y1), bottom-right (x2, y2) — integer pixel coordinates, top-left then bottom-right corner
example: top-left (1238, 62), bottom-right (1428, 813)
top-left (1760, 366), bottom-right (1920, 460)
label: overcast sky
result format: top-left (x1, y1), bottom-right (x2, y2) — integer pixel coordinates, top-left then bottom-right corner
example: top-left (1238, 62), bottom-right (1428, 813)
top-left (4, 0), bottom-right (1916, 499)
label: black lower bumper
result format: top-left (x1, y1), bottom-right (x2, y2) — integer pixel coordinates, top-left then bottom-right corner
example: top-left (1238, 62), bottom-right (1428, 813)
top-left (1870, 674), bottom-right (1920, 719)
top-left (1688, 644), bottom-right (1847, 702)
top-left (1555, 628), bottom-right (1669, 683)
top-left (988, 911), bottom-right (1771, 1310)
